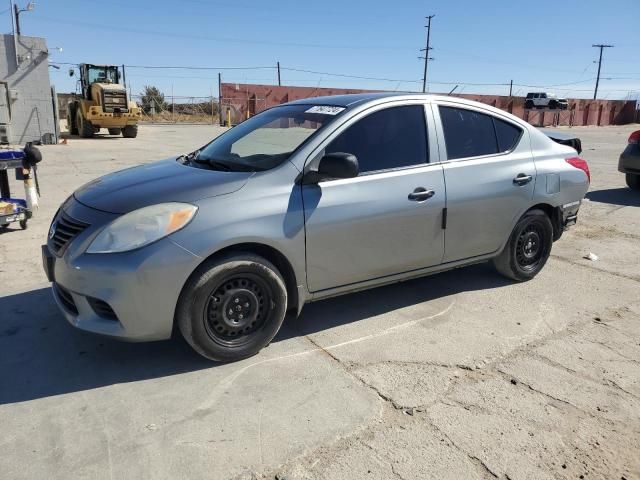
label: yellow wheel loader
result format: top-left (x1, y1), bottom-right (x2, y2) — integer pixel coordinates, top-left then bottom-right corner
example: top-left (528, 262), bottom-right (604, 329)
top-left (67, 64), bottom-right (141, 138)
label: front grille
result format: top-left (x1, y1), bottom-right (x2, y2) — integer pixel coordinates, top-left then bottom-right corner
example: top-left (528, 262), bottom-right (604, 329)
top-left (102, 91), bottom-right (129, 113)
top-left (49, 212), bottom-right (89, 256)
top-left (54, 283), bottom-right (78, 315)
top-left (87, 297), bottom-right (118, 321)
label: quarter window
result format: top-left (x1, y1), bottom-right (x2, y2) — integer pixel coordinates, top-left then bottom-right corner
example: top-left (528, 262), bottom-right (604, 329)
top-left (325, 105), bottom-right (428, 173)
top-left (439, 106), bottom-right (522, 160)
top-left (494, 118), bottom-right (522, 152)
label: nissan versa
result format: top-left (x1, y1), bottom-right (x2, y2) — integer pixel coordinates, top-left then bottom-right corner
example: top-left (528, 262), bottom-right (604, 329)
top-left (42, 93), bottom-right (590, 362)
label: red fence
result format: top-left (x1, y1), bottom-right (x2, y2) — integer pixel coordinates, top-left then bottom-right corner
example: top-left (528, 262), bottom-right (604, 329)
top-left (220, 83), bottom-right (637, 127)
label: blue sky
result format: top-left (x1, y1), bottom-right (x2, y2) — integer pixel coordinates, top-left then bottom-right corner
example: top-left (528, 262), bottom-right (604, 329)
top-left (5, 0), bottom-right (639, 100)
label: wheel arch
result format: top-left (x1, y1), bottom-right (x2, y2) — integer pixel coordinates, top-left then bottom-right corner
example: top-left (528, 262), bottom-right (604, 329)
top-left (187, 242), bottom-right (301, 317)
top-left (527, 203), bottom-right (563, 241)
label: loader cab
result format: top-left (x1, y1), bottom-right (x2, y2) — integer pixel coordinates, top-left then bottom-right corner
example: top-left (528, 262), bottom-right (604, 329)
top-left (79, 64), bottom-right (121, 100)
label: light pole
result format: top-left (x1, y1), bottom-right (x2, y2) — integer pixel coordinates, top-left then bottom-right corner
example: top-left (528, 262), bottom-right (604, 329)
top-left (13, 1), bottom-right (35, 36)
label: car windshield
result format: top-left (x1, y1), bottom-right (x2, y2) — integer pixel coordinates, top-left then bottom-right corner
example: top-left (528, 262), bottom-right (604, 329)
top-left (195, 104), bottom-right (344, 171)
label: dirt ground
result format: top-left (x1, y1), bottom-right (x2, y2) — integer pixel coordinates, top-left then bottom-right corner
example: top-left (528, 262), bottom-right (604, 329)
top-left (1, 124), bottom-right (639, 480)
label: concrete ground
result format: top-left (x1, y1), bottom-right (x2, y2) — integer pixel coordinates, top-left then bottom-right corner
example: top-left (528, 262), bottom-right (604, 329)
top-left (1, 124), bottom-right (639, 480)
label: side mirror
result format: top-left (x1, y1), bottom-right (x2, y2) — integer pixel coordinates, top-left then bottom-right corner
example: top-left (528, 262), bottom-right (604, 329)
top-left (317, 152), bottom-right (359, 179)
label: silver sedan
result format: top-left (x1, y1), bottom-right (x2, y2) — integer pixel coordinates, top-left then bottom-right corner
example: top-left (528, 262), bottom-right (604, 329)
top-left (42, 93), bottom-right (590, 362)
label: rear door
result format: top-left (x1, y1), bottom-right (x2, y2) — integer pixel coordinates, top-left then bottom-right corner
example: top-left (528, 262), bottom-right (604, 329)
top-left (434, 102), bottom-right (535, 263)
top-left (302, 102), bottom-right (445, 292)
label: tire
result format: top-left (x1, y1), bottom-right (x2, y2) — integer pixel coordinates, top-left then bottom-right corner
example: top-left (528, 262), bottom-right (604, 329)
top-left (626, 173), bottom-right (640, 191)
top-left (524, 100), bottom-right (533, 109)
top-left (548, 100), bottom-right (557, 109)
top-left (177, 253), bottom-right (288, 362)
top-left (492, 209), bottom-right (553, 282)
top-left (76, 110), bottom-right (94, 138)
top-left (108, 128), bottom-right (122, 135)
top-left (19, 219), bottom-right (27, 230)
top-left (122, 125), bottom-right (138, 138)
top-left (66, 105), bottom-right (78, 135)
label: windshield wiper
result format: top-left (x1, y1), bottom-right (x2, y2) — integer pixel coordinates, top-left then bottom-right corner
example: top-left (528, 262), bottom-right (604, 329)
top-left (177, 149), bottom-right (200, 164)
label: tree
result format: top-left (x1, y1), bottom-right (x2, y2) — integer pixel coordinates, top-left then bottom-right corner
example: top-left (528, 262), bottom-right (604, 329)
top-left (139, 85), bottom-right (168, 114)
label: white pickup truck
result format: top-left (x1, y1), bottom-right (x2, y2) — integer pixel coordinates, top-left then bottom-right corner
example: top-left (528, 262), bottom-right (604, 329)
top-left (525, 92), bottom-right (569, 110)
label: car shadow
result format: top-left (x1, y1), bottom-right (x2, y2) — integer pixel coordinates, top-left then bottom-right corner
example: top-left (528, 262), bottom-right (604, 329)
top-left (276, 262), bottom-right (510, 341)
top-left (0, 263), bottom-right (510, 405)
top-left (586, 188), bottom-right (640, 207)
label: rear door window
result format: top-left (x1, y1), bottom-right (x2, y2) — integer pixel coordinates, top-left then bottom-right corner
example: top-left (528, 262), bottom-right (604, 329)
top-left (325, 105), bottom-right (428, 174)
top-left (439, 106), bottom-right (522, 159)
top-left (439, 106), bottom-right (498, 160)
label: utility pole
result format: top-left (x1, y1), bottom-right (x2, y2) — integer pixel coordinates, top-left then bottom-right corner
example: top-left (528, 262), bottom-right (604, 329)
top-left (420, 14), bottom-right (435, 93)
top-left (13, 3), bottom-right (20, 35)
top-left (592, 44), bottom-right (613, 100)
top-left (509, 79), bottom-right (513, 97)
top-left (277, 61), bottom-right (281, 86)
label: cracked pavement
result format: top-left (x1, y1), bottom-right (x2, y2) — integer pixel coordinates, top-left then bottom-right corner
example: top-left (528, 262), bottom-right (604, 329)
top-left (1, 125), bottom-right (639, 480)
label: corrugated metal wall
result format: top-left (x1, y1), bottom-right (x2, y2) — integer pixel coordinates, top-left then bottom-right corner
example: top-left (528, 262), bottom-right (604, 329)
top-left (0, 35), bottom-right (56, 144)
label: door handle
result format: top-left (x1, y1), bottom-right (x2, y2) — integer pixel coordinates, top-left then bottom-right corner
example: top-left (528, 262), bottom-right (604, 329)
top-left (513, 173), bottom-right (533, 186)
top-left (408, 188), bottom-right (435, 201)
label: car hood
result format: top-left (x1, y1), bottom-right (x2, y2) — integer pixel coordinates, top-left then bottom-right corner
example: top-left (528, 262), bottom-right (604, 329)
top-left (74, 158), bottom-right (253, 214)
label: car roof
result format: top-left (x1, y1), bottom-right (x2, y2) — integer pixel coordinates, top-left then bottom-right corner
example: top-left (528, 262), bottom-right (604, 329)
top-left (286, 92), bottom-right (410, 107)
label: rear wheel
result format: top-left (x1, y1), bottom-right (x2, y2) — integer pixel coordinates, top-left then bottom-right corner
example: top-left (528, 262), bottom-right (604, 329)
top-left (626, 173), bottom-right (640, 191)
top-left (525, 100), bottom-right (533, 109)
top-left (76, 110), bottom-right (94, 138)
top-left (177, 253), bottom-right (288, 362)
top-left (108, 128), bottom-right (122, 135)
top-left (66, 105), bottom-right (78, 135)
top-left (492, 209), bottom-right (553, 282)
top-left (122, 125), bottom-right (138, 138)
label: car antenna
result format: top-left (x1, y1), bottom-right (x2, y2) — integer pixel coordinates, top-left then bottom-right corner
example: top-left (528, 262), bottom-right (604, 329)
top-left (447, 85), bottom-right (459, 95)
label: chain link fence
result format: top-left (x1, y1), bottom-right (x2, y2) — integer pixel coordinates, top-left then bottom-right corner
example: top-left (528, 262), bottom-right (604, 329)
top-left (131, 93), bottom-right (220, 124)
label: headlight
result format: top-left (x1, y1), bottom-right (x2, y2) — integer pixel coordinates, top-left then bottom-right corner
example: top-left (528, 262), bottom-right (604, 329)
top-left (87, 202), bottom-right (197, 254)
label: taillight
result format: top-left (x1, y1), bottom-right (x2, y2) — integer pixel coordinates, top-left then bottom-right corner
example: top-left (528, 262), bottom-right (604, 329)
top-left (566, 157), bottom-right (590, 183)
top-left (629, 130), bottom-right (640, 144)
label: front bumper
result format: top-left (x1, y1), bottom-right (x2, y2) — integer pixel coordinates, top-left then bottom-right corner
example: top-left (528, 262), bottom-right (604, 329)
top-left (618, 144), bottom-right (640, 174)
top-left (43, 198), bottom-right (202, 342)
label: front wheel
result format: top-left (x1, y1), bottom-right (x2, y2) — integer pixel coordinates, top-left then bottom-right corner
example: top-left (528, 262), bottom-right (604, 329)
top-left (122, 125), bottom-right (138, 138)
top-left (76, 110), bottom-right (94, 138)
top-left (492, 209), bottom-right (553, 282)
top-left (626, 173), bottom-right (640, 191)
top-left (177, 253), bottom-right (288, 362)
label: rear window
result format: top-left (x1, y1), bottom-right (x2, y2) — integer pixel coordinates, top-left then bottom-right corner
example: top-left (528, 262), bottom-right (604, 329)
top-left (439, 106), bottom-right (522, 160)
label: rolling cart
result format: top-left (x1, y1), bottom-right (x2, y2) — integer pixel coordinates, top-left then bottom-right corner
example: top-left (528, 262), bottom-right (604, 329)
top-left (0, 147), bottom-right (40, 230)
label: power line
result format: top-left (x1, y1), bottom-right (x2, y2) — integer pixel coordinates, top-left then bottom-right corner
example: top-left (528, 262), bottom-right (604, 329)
top-left (33, 16), bottom-right (413, 51)
top-left (592, 44), bottom-right (614, 100)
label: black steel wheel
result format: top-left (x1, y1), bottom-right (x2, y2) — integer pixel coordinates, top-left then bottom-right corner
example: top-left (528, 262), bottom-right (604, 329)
top-left (177, 253), bottom-right (288, 362)
top-left (204, 273), bottom-right (273, 346)
top-left (515, 223), bottom-right (544, 272)
top-left (492, 209), bottom-right (553, 282)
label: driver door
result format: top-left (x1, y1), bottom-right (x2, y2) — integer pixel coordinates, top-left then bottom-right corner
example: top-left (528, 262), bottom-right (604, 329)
top-left (302, 103), bottom-right (445, 292)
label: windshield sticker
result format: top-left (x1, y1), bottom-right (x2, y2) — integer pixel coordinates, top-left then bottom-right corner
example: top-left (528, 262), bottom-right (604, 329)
top-left (305, 106), bottom-right (345, 115)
